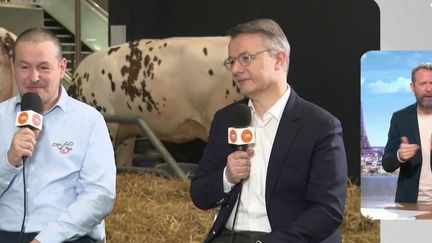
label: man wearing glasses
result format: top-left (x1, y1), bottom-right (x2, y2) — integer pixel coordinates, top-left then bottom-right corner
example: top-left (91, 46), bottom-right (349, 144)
top-left (190, 18), bottom-right (347, 243)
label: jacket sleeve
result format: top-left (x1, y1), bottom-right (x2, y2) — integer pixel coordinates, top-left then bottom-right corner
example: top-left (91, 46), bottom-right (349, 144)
top-left (382, 113), bottom-right (405, 172)
top-left (190, 109), bottom-right (236, 210)
top-left (263, 115), bottom-right (347, 243)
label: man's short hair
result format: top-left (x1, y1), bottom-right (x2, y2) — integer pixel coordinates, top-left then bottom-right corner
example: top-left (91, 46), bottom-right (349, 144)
top-left (13, 27), bottom-right (63, 60)
top-left (411, 62), bottom-right (432, 82)
top-left (226, 18), bottom-right (290, 72)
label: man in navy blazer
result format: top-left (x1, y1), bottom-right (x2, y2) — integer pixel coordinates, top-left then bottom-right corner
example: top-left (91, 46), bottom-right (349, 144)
top-left (190, 18), bottom-right (347, 243)
top-left (383, 63), bottom-right (432, 203)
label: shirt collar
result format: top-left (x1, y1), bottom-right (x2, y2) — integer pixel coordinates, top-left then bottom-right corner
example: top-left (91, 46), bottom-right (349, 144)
top-left (248, 85), bottom-right (291, 122)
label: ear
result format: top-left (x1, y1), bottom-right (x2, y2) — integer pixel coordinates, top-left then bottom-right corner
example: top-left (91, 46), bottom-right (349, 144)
top-left (59, 57), bottom-right (67, 78)
top-left (410, 81), bottom-right (414, 91)
top-left (274, 51), bottom-right (287, 71)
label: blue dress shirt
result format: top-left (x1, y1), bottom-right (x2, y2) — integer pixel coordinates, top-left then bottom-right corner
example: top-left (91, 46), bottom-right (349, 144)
top-left (0, 86), bottom-right (116, 243)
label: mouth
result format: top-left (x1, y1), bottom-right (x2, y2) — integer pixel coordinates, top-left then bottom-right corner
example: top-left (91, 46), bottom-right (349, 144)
top-left (236, 77), bottom-right (251, 84)
top-left (25, 87), bottom-right (41, 94)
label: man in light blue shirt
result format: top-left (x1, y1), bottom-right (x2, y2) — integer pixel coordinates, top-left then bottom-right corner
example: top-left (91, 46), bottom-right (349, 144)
top-left (0, 27), bottom-right (116, 243)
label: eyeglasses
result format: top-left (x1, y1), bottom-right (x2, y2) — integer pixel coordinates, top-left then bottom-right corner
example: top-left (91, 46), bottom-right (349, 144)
top-left (223, 49), bottom-right (272, 71)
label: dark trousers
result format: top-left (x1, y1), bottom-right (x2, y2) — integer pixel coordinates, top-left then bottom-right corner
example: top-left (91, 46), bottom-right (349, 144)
top-left (0, 231), bottom-right (96, 243)
top-left (210, 229), bottom-right (268, 243)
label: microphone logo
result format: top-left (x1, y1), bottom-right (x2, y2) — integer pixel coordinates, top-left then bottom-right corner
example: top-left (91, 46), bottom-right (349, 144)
top-left (32, 113), bottom-right (42, 127)
top-left (228, 127), bottom-right (255, 145)
top-left (241, 129), bottom-right (253, 143)
top-left (15, 110), bottom-right (43, 130)
top-left (229, 129), bottom-right (238, 143)
top-left (17, 111), bottom-right (29, 125)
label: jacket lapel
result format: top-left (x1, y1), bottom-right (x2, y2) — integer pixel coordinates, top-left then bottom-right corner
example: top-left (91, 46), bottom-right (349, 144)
top-left (265, 90), bottom-right (302, 202)
top-left (407, 104), bottom-right (420, 145)
top-left (407, 104), bottom-right (424, 168)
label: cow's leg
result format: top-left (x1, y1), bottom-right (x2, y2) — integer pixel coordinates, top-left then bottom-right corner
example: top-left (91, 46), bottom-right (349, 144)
top-left (115, 136), bottom-right (136, 167)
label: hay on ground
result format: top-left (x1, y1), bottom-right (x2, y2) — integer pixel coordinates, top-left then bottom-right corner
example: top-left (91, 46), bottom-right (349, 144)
top-left (106, 171), bottom-right (379, 243)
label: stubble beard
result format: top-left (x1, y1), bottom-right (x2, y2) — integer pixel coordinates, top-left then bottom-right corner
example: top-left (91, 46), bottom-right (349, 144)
top-left (416, 94), bottom-right (432, 108)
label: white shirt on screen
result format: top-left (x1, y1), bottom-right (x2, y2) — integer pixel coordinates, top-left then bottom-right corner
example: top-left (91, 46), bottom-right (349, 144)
top-left (417, 113), bottom-right (432, 203)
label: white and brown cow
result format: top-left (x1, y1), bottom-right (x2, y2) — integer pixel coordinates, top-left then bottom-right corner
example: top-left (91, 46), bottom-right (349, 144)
top-left (0, 27), bottom-right (17, 102)
top-left (69, 37), bottom-right (243, 165)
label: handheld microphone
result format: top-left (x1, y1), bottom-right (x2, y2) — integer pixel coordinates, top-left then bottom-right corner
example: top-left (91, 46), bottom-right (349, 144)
top-left (15, 92), bottom-right (42, 243)
top-left (16, 92), bottom-right (43, 131)
top-left (16, 92), bottom-right (43, 161)
top-left (227, 103), bottom-right (254, 151)
top-left (226, 103), bottom-right (254, 240)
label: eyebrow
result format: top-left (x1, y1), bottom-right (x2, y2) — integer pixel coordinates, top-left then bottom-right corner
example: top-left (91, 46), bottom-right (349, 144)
top-left (16, 60), bottom-right (52, 66)
top-left (228, 51), bottom-right (251, 59)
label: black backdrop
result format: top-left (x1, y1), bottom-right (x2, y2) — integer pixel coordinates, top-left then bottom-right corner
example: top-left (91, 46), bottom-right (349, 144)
top-left (108, 0), bottom-right (380, 183)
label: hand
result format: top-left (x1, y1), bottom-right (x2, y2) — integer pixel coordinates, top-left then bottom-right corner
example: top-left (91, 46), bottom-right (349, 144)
top-left (30, 240), bottom-right (41, 243)
top-left (7, 127), bottom-right (40, 166)
top-left (398, 136), bottom-right (420, 162)
top-left (225, 148), bottom-right (254, 184)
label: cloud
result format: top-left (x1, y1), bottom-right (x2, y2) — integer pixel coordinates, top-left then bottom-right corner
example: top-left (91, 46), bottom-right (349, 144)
top-left (368, 76), bottom-right (411, 94)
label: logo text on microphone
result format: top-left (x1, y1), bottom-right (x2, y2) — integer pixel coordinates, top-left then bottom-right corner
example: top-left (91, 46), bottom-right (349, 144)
top-left (227, 127), bottom-right (255, 145)
top-left (15, 110), bottom-right (43, 130)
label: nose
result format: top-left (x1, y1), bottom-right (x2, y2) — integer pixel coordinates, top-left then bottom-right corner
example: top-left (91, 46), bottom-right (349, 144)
top-left (29, 68), bottom-right (40, 82)
top-left (230, 59), bottom-right (244, 73)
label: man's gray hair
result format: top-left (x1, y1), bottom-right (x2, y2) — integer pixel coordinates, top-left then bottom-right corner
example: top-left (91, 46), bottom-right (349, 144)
top-left (227, 18), bottom-right (290, 72)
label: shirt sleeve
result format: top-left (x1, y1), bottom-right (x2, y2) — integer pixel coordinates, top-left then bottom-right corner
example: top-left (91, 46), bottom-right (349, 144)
top-left (223, 166), bottom-right (235, 193)
top-left (0, 153), bottom-right (22, 196)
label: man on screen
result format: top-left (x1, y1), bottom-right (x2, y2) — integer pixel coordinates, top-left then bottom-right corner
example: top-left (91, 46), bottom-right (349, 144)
top-left (383, 63), bottom-right (432, 203)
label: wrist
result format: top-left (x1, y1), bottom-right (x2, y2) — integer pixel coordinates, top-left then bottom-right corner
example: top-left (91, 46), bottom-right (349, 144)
top-left (7, 151), bottom-right (22, 167)
top-left (397, 149), bottom-right (407, 163)
top-left (9, 161), bottom-right (22, 168)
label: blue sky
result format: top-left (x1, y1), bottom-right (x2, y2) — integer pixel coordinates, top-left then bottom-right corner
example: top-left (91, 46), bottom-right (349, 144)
top-left (361, 51), bottom-right (432, 146)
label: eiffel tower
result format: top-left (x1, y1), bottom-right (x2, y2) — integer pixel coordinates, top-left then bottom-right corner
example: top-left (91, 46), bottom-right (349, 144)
top-left (360, 102), bottom-right (372, 150)
top-left (361, 102), bottom-right (386, 176)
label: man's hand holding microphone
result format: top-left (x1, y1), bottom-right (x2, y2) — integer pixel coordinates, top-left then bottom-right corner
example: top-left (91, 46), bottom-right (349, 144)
top-left (7, 92), bottom-right (43, 167)
top-left (226, 103), bottom-right (255, 184)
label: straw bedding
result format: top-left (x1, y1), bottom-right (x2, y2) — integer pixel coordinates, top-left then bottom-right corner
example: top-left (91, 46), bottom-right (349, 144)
top-left (105, 171), bottom-right (379, 242)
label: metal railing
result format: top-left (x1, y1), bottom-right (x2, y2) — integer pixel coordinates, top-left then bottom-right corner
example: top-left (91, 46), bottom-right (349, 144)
top-left (104, 115), bottom-right (187, 180)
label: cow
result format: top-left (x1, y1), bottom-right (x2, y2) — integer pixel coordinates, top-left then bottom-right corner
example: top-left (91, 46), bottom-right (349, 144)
top-left (0, 27), bottom-right (16, 102)
top-left (68, 36), bottom-right (243, 166)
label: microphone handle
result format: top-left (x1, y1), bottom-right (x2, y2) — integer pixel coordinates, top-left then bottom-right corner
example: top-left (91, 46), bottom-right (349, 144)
top-left (237, 144), bottom-right (248, 151)
top-left (19, 156), bottom-right (28, 167)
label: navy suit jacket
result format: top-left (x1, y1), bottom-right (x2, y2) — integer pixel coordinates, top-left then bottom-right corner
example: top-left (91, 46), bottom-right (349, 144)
top-left (190, 90), bottom-right (347, 243)
top-left (382, 104), bottom-right (423, 203)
